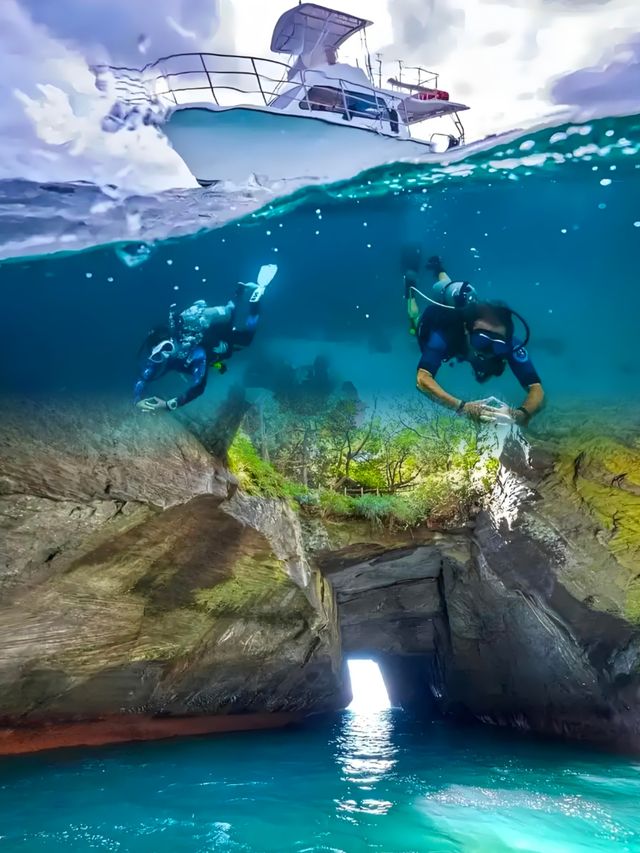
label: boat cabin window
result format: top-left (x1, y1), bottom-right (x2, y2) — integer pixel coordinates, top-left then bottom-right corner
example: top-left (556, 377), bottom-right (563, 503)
top-left (300, 86), bottom-right (399, 133)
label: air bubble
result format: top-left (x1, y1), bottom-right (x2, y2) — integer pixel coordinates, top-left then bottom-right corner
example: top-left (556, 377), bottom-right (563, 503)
top-left (598, 203), bottom-right (607, 210)
top-left (194, 265), bottom-right (200, 271)
top-left (266, 230), bottom-right (271, 236)
top-left (561, 229), bottom-right (567, 234)
top-left (166, 259), bottom-right (173, 265)
top-left (85, 272), bottom-right (93, 279)
top-left (107, 277), bottom-right (114, 283)
top-left (600, 178), bottom-right (612, 186)
top-left (634, 222), bottom-right (640, 228)
top-left (173, 285), bottom-right (179, 290)
top-left (605, 129), bottom-right (614, 137)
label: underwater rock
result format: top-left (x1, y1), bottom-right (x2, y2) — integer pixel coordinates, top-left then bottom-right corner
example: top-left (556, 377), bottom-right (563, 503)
top-left (441, 426), bottom-right (640, 749)
top-left (0, 400), bottom-right (344, 751)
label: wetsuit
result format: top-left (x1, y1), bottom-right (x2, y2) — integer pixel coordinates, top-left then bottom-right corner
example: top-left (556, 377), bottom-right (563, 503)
top-left (416, 305), bottom-right (540, 389)
top-left (134, 301), bottom-right (260, 409)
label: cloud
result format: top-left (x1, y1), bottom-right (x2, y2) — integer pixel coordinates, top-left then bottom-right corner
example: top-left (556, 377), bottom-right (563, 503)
top-left (0, 0), bottom-right (232, 191)
top-left (386, 0), bottom-right (465, 64)
top-left (378, 0), bottom-right (639, 140)
top-left (550, 34), bottom-right (640, 116)
top-left (16, 0), bottom-right (223, 64)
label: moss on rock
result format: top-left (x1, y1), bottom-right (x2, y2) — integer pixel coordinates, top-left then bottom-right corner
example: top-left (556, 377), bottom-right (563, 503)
top-left (550, 433), bottom-right (640, 622)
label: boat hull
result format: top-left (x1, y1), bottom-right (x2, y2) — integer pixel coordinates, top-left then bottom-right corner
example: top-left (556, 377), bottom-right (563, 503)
top-left (163, 105), bottom-right (432, 186)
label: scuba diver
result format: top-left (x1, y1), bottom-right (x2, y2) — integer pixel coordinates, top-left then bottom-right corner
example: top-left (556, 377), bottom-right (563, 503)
top-left (405, 254), bottom-right (544, 426)
top-left (134, 264), bottom-right (277, 412)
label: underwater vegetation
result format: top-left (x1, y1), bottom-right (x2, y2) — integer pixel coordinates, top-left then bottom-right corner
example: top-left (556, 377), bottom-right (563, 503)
top-left (227, 364), bottom-right (499, 529)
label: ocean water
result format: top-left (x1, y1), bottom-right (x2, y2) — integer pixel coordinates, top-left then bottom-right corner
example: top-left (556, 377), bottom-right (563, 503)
top-left (1, 710), bottom-right (640, 852)
top-left (0, 114), bottom-right (638, 414)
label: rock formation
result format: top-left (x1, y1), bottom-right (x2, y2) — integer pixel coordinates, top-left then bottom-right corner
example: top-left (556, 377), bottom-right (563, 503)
top-left (0, 399), bottom-right (344, 750)
top-left (440, 422), bottom-right (640, 749)
top-left (1, 398), bottom-right (640, 754)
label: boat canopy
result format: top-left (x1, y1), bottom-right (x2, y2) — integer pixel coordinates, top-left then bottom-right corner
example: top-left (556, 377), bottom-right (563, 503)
top-left (270, 4), bottom-right (372, 56)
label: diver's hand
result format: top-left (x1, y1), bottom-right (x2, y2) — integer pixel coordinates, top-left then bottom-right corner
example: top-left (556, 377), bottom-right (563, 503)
top-left (425, 255), bottom-right (444, 276)
top-left (460, 401), bottom-right (484, 422)
top-left (461, 401), bottom-right (499, 423)
top-left (510, 407), bottom-right (531, 427)
top-left (136, 396), bottom-right (168, 412)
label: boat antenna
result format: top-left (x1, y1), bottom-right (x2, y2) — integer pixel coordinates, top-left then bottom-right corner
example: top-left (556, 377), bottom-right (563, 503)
top-left (376, 52), bottom-right (383, 89)
top-left (362, 29), bottom-right (373, 83)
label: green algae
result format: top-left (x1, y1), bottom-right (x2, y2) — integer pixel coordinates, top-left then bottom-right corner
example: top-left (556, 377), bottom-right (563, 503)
top-left (193, 554), bottom-right (307, 622)
top-left (228, 432), bottom-right (302, 505)
top-left (551, 434), bottom-right (640, 621)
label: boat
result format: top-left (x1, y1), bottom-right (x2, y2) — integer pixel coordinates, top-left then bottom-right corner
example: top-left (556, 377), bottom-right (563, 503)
top-left (98, 3), bottom-right (469, 187)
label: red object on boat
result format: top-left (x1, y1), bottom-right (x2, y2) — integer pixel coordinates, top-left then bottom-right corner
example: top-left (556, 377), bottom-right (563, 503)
top-left (415, 89), bottom-right (449, 101)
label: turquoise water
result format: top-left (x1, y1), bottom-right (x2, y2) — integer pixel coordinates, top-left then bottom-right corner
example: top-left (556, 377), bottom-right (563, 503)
top-left (1, 711), bottom-right (640, 852)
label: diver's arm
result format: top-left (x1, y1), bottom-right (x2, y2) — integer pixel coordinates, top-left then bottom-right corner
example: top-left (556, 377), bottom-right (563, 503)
top-left (513, 383), bottom-right (545, 425)
top-left (417, 369), bottom-right (490, 421)
top-left (172, 349), bottom-right (208, 408)
top-left (506, 349), bottom-right (544, 425)
top-left (416, 368), bottom-right (464, 411)
top-left (134, 361), bottom-right (161, 405)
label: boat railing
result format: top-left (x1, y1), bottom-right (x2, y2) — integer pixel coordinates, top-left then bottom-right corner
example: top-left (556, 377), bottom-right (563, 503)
top-left (98, 52), bottom-right (416, 136)
top-left (391, 62), bottom-right (439, 91)
top-left (99, 52), bottom-right (293, 108)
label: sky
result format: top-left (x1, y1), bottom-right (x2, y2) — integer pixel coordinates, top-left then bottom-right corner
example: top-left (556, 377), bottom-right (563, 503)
top-left (0, 0), bottom-right (638, 192)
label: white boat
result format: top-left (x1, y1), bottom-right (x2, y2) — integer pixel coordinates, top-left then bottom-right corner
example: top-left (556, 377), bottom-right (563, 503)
top-left (100, 3), bottom-right (469, 187)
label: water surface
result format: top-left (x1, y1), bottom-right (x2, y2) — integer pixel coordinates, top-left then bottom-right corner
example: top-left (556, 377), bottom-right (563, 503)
top-left (1, 711), bottom-right (639, 852)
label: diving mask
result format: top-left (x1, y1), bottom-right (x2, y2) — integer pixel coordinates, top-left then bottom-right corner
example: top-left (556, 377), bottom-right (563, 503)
top-left (469, 330), bottom-right (511, 357)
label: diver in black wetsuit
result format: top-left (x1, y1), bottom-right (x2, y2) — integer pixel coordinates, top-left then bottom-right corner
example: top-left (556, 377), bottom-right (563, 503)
top-left (134, 265), bottom-right (276, 412)
top-left (405, 255), bottom-right (545, 426)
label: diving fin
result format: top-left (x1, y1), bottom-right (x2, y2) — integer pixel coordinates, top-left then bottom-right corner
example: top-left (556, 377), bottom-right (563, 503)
top-left (248, 263), bottom-right (278, 303)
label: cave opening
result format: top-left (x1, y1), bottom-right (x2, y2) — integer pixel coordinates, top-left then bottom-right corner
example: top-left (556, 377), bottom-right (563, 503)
top-left (346, 658), bottom-right (391, 712)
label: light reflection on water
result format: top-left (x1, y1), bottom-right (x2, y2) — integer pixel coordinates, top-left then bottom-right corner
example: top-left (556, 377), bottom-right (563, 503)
top-left (334, 710), bottom-right (397, 816)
